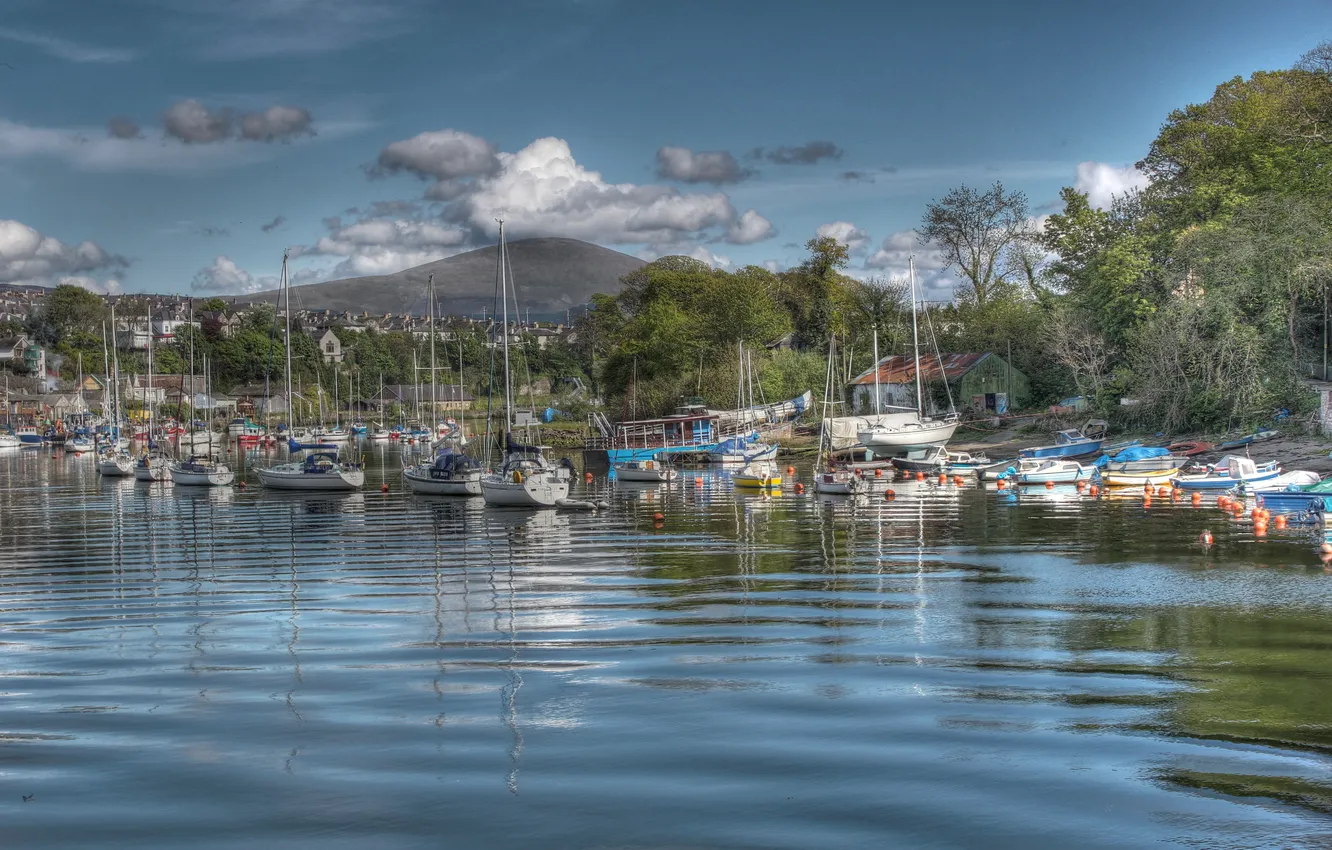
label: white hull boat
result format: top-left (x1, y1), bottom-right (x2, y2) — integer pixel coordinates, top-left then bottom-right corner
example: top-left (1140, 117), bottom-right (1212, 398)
top-left (482, 468), bottom-right (570, 507)
top-left (258, 452), bottom-right (365, 491)
top-left (0, 433), bottom-right (19, 449)
top-left (813, 469), bottom-right (866, 494)
top-left (614, 460), bottom-right (677, 482)
top-left (97, 453), bottom-right (135, 477)
top-left (169, 458), bottom-right (235, 486)
top-left (405, 468), bottom-right (484, 496)
top-left (133, 455), bottom-right (170, 481)
top-left (857, 416), bottom-right (959, 453)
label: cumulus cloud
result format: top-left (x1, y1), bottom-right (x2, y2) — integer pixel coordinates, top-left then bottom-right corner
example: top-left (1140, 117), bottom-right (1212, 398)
top-left (655, 146), bottom-right (753, 184)
top-left (640, 243), bottom-right (731, 269)
top-left (372, 129), bottom-right (499, 181)
top-left (163, 99), bottom-right (233, 143)
top-left (752, 140), bottom-right (844, 165)
top-left (726, 209), bottom-right (775, 245)
top-left (0, 219), bottom-right (129, 289)
top-left (1074, 161), bottom-right (1149, 210)
top-left (260, 215), bottom-right (285, 232)
top-left (60, 276), bottom-right (123, 295)
top-left (239, 105), bottom-right (314, 142)
top-left (839, 170), bottom-right (874, 183)
top-left (864, 229), bottom-right (955, 297)
top-left (191, 255), bottom-right (276, 294)
top-left (815, 221), bottom-right (870, 254)
top-left (106, 117), bottom-right (141, 139)
top-left (304, 217), bottom-right (470, 277)
top-left (0, 28), bottom-right (135, 63)
top-left (761, 260), bottom-right (783, 273)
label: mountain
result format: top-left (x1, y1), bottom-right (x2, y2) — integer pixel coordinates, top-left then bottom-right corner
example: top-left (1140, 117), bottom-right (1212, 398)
top-left (251, 238), bottom-right (646, 320)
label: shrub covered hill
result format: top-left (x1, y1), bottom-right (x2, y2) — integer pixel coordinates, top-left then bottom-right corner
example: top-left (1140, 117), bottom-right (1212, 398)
top-left (251, 238), bottom-right (646, 319)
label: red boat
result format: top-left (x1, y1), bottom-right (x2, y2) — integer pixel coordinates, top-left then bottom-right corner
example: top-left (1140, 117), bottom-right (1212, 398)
top-left (1167, 440), bottom-right (1215, 457)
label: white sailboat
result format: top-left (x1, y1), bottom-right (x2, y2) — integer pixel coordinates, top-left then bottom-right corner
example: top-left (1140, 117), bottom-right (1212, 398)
top-left (258, 251), bottom-right (365, 491)
top-left (480, 221), bottom-right (571, 508)
top-left (814, 335), bottom-right (867, 495)
top-left (707, 341), bottom-right (776, 463)
top-left (97, 306), bottom-right (135, 477)
top-left (167, 352), bottom-right (235, 486)
top-left (856, 257), bottom-right (959, 453)
top-left (406, 274), bottom-right (483, 496)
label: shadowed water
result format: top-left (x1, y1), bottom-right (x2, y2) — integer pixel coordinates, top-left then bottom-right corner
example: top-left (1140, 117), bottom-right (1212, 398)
top-left (2, 446), bottom-right (1332, 848)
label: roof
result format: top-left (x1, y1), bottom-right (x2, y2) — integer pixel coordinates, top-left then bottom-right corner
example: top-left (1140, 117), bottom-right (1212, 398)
top-left (850, 353), bottom-right (992, 386)
top-left (383, 384), bottom-right (473, 403)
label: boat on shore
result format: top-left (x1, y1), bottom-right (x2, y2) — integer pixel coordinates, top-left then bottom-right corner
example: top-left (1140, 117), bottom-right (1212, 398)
top-left (1020, 421), bottom-right (1108, 460)
top-left (1101, 467), bottom-right (1180, 487)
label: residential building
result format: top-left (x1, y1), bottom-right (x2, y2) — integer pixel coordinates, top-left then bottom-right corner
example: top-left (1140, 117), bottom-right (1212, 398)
top-left (315, 329), bottom-right (344, 364)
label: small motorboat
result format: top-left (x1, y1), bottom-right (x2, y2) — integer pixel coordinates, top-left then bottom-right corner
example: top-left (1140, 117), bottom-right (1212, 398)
top-left (1216, 428), bottom-right (1280, 451)
top-left (614, 458), bottom-right (678, 483)
top-left (1008, 459), bottom-right (1098, 485)
top-left (1019, 420), bottom-right (1108, 460)
top-left (708, 436), bottom-right (778, 465)
top-left (1256, 475), bottom-right (1332, 519)
top-left (1101, 467), bottom-right (1180, 487)
top-left (813, 467), bottom-right (867, 495)
top-left (1171, 457), bottom-right (1280, 490)
top-left (732, 461), bottom-right (782, 489)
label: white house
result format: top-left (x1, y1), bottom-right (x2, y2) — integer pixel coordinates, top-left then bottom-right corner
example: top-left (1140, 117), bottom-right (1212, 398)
top-left (316, 329), bottom-right (344, 364)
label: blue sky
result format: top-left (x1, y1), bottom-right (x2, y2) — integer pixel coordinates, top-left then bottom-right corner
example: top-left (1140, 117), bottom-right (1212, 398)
top-left (0, 0), bottom-right (1328, 298)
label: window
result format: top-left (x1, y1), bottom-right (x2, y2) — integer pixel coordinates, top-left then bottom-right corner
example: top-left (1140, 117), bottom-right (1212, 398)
top-left (325, 342), bottom-right (335, 353)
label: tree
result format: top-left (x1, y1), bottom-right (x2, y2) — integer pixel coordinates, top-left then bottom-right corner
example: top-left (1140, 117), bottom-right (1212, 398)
top-left (919, 182), bottom-right (1032, 304)
top-left (787, 236), bottom-right (849, 349)
top-left (36, 284), bottom-right (108, 344)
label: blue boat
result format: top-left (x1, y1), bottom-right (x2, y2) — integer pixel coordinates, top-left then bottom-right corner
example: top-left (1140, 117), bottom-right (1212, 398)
top-left (288, 436), bottom-right (336, 451)
top-left (1019, 424), bottom-right (1107, 460)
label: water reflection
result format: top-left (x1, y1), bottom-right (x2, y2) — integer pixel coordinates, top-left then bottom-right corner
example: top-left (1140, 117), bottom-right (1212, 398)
top-left (1, 447), bottom-right (1332, 846)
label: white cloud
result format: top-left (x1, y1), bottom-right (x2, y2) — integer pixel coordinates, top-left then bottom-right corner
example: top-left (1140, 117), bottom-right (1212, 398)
top-left (60, 276), bottom-right (123, 295)
top-left (239, 106), bottom-right (314, 142)
top-left (1074, 161), bottom-right (1149, 210)
top-left (761, 260), bottom-right (783, 273)
top-left (0, 219), bottom-right (128, 289)
top-left (0, 28), bottom-right (135, 63)
top-left (305, 217), bottom-right (470, 278)
top-left (815, 221), bottom-right (870, 254)
top-left (655, 146), bottom-right (752, 184)
top-left (0, 117), bottom-right (361, 174)
top-left (162, 0), bottom-right (425, 61)
top-left (191, 256), bottom-right (275, 294)
top-left (373, 129), bottom-right (499, 180)
top-left (726, 209), bottom-right (775, 244)
top-left (864, 229), bottom-right (955, 298)
top-left (639, 243), bottom-right (732, 269)
top-left (461, 136), bottom-right (738, 244)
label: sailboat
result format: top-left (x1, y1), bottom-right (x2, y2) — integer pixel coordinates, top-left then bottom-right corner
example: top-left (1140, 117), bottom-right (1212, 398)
top-left (814, 335), bottom-right (867, 495)
top-left (480, 221), bottom-right (571, 508)
top-left (134, 318), bottom-right (169, 481)
top-left (856, 257), bottom-right (959, 453)
top-left (707, 342), bottom-right (778, 464)
top-left (167, 351), bottom-right (236, 486)
top-left (406, 274), bottom-right (484, 496)
top-left (97, 306), bottom-right (135, 477)
top-left (258, 251), bottom-right (365, 492)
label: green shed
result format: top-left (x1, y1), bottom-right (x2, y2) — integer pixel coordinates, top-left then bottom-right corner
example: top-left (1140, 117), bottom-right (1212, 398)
top-left (850, 352), bottom-right (1030, 414)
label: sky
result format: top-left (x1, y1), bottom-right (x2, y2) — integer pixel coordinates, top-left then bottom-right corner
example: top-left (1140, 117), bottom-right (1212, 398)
top-left (0, 0), bottom-right (1328, 301)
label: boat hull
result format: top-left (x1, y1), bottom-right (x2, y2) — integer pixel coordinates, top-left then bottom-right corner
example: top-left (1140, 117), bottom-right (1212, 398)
top-left (404, 467), bottom-right (483, 496)
top-left (133, 461), bottom-right (169, 482)
top-left (481, 473), bottom-right (569, 507)
top-left (1020, 440), bottom-right (1104, 460)
top-left (258, 466), bottom-right (365, 491)
top-left (1101, 468), bottom-right (1179, 487)
top-left (1016, 467), bottom-right (1095, 484)
top-left (857, 419), bottom-right (958, 453)
top-left (1257, 491), bottom-right (1332, 518)
top-left (97, 457), bottom-right (135, 477)
top-left (813, 471), bottom-right (866, 494)
top-left (1171, 468), bottom-right (1280, 490)
top-left (169, 466), bottom-right (235, 486)
top-left (707, 444), bottom-right (778, 464)
top-left (614, 465), bottom-right (677, 483)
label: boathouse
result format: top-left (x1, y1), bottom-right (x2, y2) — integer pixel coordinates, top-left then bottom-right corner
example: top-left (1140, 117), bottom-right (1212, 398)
top-left (850, 352), bottom-right (1030, 415)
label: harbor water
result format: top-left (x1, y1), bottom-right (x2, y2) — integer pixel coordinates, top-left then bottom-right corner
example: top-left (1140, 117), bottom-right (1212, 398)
top-left (2, 445), bottom-right (1332, 848)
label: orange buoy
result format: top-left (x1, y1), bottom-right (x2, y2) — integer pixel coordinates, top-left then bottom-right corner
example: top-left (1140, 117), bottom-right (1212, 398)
top-left (585, 472), bottom-right (594, 483)
top-left (1274, 515), bottom-right (1288, 529)
top-left (1254, 522), bottom-right (1268, 537)
top-left (1045, 480), bottom-right (1054, 490)
top-left (1199, 530), bottom-right (1213, 546)
top-left (1321, 542), bottom-right (1332, 555)
top-left (1076, 480), bottom-right (1086, 491)
top-left (1157, 486), bottom-right (1170, 498)
top-left (873, 468), bottom-right (882, 477)
top-left (1144, 484), bottom-right (1153, 494)
top-left (916, 472), bottom-right (925, 481)
top-left (996, 480), bottom-right (1007, 490)
top-left (1143, 496), bottom-right (1152, 507)
top-left (938, 473), bottom-right (947, 485)
top-left (1089, 484), bottom-right (1100, 497)
top-left (1217, 495), bottom-right (1229, 508)
top-left (794, 483), bottom-right (804, 493)
top-left (653, 512), bottom-right (665, 522)
top-left (694, 476), bottom-right (703, 486)
top-left (1191, 492), bottom-right (1202, 506)
top-left (786, 465), bottom-right (795, 475)
top-left (884, 488), bottom-right (896, 500)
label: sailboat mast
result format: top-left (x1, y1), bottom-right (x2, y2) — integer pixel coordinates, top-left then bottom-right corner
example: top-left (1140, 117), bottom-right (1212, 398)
top-left (428, 273), bottom-right (437, 434)
top-left (110, 303), bottom-right (120, 442)
top-left (146, 308), bottom-right (154, 436)
top-left (282, 251), bottom-right (294, 427)
top-left (498, 220), bottom-right (512, 434)
top-left (909, 256), bottom-right (923, 416)
top-left (872, 323), bottom-right (881, 415)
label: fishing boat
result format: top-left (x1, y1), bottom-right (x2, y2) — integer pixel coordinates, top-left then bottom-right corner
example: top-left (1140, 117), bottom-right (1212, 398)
top-left (226, 417), bottom-right (264, 443)
top-left (1007, 458), bottom-right (1097, 484)
top-left (257, 252), bottom-right (365, 492)
top-left (1019, 421), bottom-right (1108, 460)
top-left (0, 429), bottom-right (19, 449)
top-left (856, 258), bottom-right (960, 453)
top-left (1171, 456), bottom-right (1280, 490)
top-left (613, 458), bottom-right (677, 483)
top-left (133, 449), bottom-right (169, 482)
top-left (367, 427), bottom-right (391, 442)
top-left (892, 446), bottom-right (991, 474)
top-left (16, 425), bottom-right (41, 446)
top-left (732, 460), bottom-right (782, 489)
top-left (168, 455), bottom-right (235, 487)
top-left (479, 223), bottom-right (572, 509)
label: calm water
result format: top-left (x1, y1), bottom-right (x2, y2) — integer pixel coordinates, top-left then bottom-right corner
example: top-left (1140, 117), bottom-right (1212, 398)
top-left (3, 445), bottom-right (1332, 848)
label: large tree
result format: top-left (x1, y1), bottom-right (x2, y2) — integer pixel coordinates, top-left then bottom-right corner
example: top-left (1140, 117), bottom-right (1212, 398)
top-left (918, 181), bottom-right (1034, 304)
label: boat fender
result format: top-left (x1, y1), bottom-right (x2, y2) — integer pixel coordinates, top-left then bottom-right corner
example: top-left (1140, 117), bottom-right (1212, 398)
top-left (595, 500), bottom-right (610, 510)
top-left (513, 470), bottom-right (524, 484)
top-left (555, 498), bottom-right (596, 510)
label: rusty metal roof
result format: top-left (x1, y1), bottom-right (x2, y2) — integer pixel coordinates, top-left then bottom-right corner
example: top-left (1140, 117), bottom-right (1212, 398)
top-left (850, 352), bottom-right (990, 385)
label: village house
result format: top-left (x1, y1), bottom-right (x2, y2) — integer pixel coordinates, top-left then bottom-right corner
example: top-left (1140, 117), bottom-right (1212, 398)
top-left (315, 329), bottom-right (344, 364)
top-left (850, 352), bottom-right (1030, 416)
